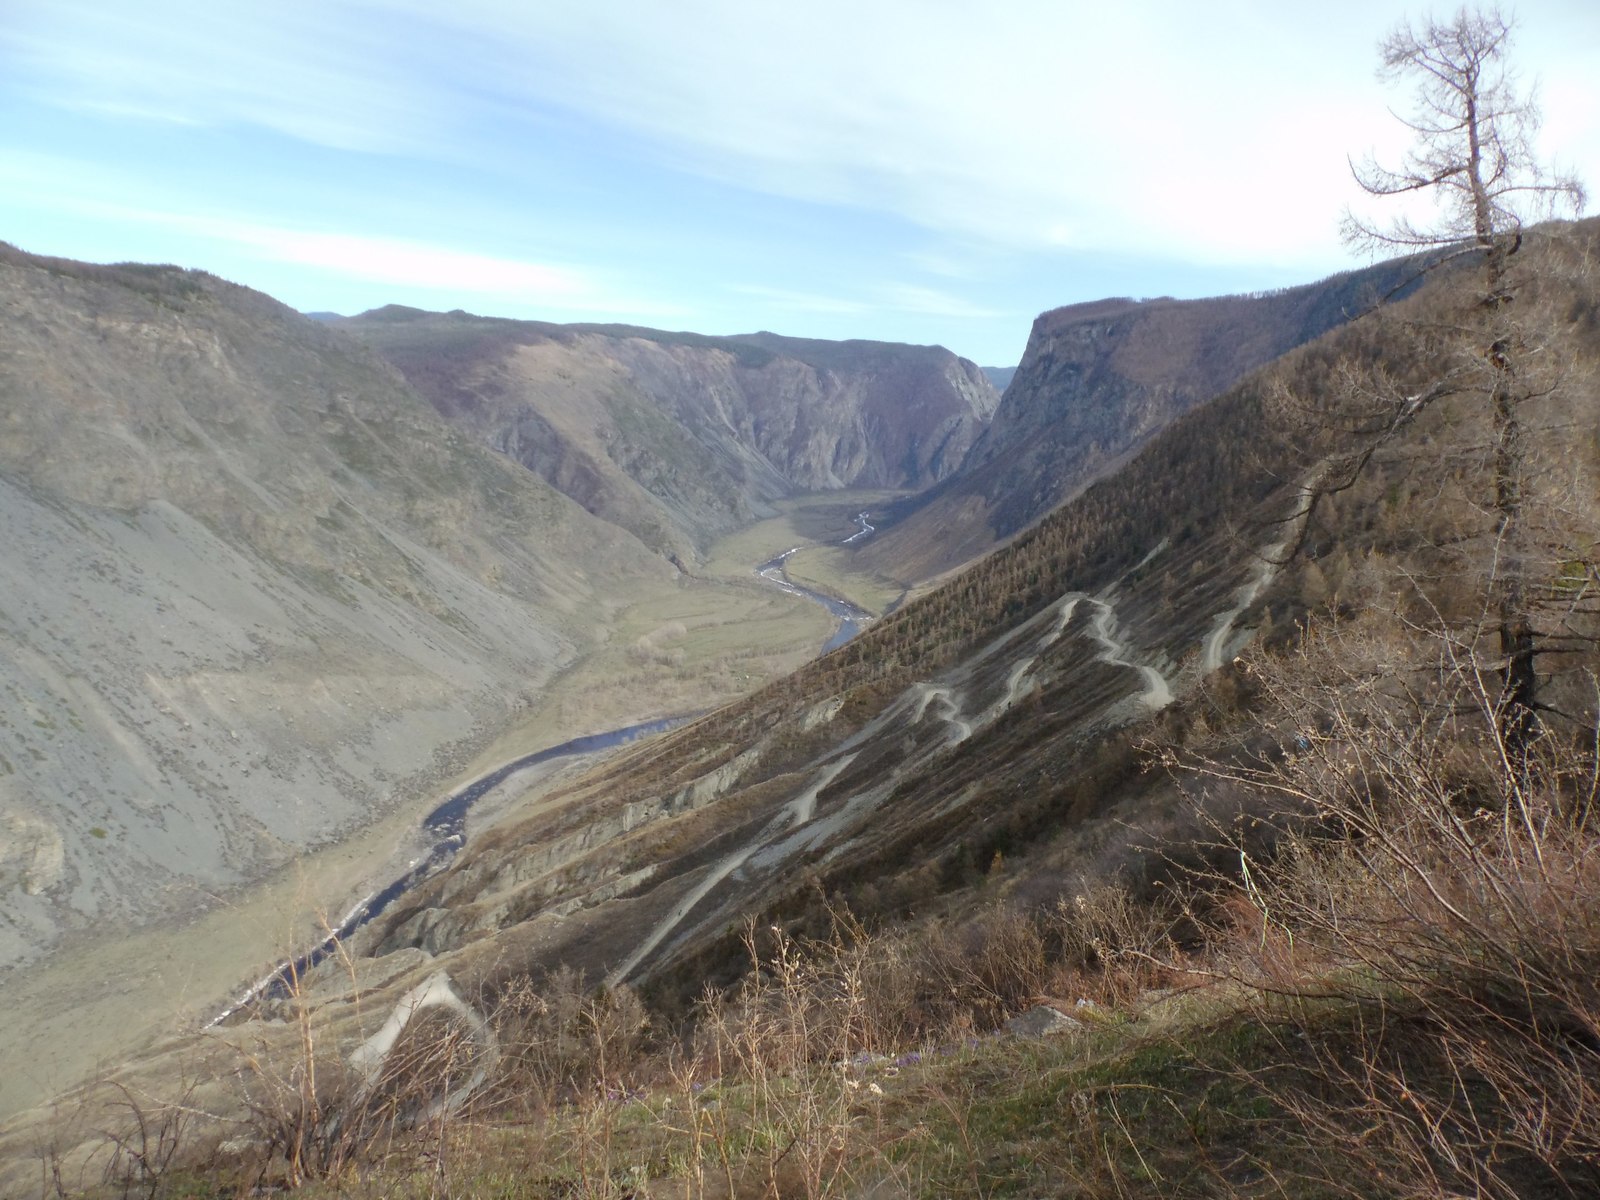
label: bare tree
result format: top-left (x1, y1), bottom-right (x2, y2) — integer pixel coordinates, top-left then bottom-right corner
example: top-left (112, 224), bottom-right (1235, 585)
top-left (1337, 6), bottom-right (1585, 757)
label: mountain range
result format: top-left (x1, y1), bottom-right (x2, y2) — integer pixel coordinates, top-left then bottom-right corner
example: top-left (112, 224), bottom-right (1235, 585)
top-left (338, 309), bottom-right (1000, 563)
top-left (858, 259), bottom-right (1427, 582)
top-left (0, 247), bottom-right (1006, 985)
top-left (3, 219), bottom-right (1597, 1194)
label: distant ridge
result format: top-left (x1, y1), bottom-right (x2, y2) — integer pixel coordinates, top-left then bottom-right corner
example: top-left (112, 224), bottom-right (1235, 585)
top-left (981, 365), bottom-right (1016, 391)
top-left (859, 256), bottom-right (1431, 583)
top-left (338, 310), bottom-right (1001, 560)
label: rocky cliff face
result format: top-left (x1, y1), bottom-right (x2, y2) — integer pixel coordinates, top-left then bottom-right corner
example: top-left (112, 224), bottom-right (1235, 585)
top-left (860, 261), bottom-right (1425, 582)
top-left (0, 246), bottom-right (671, 969)
top-left (340, 312), bottom-right (1000, 559)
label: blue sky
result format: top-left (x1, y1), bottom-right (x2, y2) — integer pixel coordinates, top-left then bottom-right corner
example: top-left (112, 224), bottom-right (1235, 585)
top-left (4, 1), bottom-right (1597, 366)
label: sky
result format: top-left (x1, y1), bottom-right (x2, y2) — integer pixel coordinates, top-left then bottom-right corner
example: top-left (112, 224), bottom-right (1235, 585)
top-left (3, 1), bottom-right (1598, 367)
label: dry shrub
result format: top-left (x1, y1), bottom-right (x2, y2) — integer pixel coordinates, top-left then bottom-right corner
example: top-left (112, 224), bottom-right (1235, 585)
top-left (1193, 608), bottom-right (1600, 1197)
top-left (702, 890), bottom-right (1185, 1067)
top-left (1049, 882), bottom-right (1193, 1007)
top-left (227, 963), bottom-right (503, 1188)
top-left (846, 909), bottom-right (1049, 1045)
top-left (693, 925), bottom-right (889, 1200)
top-left (29, 1076), bottom-right (202, 1200)
top-left (701, 922), bottom-right (878, 1074)
top-left (231, 1023), bottom-right (367, 1186)
top-left (488, 966), bottom-right (650, 1111)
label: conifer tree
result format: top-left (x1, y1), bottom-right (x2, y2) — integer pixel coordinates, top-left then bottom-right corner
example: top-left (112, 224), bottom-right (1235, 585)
top-left (1339, 6), bottom-right (1585, 755)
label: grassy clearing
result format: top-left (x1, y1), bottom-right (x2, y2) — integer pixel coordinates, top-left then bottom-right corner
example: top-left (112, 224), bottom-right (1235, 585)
top-left (699, 490), bottom-right (915, 621)
top-left (701, 493), bottom-right (905, 574)
top-left (471, 492), bottom-right (910, 773)
top-left (460, 573), bottom-right (832, 779)
top-left (781, 544), bottom-right (906, 617)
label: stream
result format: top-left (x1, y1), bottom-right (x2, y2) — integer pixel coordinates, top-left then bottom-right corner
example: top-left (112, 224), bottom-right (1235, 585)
top-left (213, 510), bottom-right (880, 1023)
top-left (209, 714), bottom-right (689, 1024)
top-left (755, 511), bottom-right (877, 652)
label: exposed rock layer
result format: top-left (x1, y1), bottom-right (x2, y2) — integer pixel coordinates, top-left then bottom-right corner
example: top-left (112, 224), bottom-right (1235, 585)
top-left (862, 259), bottom-right (1426, 581)
top-left (0, 245), bottom-right (670, 968)
top-left (340, 310), bottom-right (1000, 559)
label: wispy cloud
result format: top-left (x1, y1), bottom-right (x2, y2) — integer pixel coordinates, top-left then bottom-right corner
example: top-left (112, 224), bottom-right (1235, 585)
top-left (66, 202), bottom-right (589, 295)
top-left (876, 285), bottom-right (1011, 320)
top-left (730, 284), bottom-right (869, 315)
top-left (732, 282), bottom-right (1008, 320)
top-left (227, 225), bottom-right (593, 298)
top-left (16, 185), bottom-right (678, 315)
top-left (6, 0), bottom-right (1595, 364)
top-left (12, 0), bottom-right (1595, 270)
top-left (901, 250), bottom-right (978, 280)
top-left (391, 0), bottom-right (1599, 265)
top-left (5, 0), bottom-right (439, 153)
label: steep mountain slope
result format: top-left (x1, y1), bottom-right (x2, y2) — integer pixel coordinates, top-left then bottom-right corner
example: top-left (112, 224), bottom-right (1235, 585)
top-left (354, 386), bottom-right (1281, 993)
top-left (5, 222), bottom-right (1596, 1197)
top-left (0, 245), bottom-right (674, 971)
top-left (342, 221), bottom-right (1598, 1015)
top-left (339, 310), bottom-right (1000, 561)
top-left (859, 259), bottom-right (1427, 582)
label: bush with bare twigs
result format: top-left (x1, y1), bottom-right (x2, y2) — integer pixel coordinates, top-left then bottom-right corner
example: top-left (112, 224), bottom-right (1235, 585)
top-left (1183, 601), bottom-right (1600, 1197)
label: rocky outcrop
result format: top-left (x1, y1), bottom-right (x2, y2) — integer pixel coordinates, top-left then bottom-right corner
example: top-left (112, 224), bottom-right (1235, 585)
top-left (860, 259), bottom-right (1427, 582)
top-left (1004, 1005), bottom-right (1084, 1037)
top-left (340, 311), bottom-right (1000, 559)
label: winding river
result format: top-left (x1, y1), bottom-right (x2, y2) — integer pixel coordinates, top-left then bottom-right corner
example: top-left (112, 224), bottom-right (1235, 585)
top-left (755, 510), bottom-right (877, 653)
top-left (212, 510), bottom-right (880, 1024)
top-left (209, 714), bottom-right (689, 1024)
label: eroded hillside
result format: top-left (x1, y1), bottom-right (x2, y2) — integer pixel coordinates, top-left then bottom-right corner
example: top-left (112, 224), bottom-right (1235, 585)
top-left (339, 310), bottom-right (1000, 561)
top-left (5, 222), bottom-right (1596, 1198)
top-left (343, 221), bottom-right (1599, 1020)
top-left (0, 246), bottom-right (680, 972)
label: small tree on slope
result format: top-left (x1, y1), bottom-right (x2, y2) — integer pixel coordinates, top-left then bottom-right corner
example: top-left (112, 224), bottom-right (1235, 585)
top-left (1335, 6), bottom-right (1585, 759)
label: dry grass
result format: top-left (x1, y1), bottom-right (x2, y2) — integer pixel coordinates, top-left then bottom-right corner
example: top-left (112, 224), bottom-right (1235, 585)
top-left (1172, 601), bottom-right (1600, 1198)
top-left (25, 526), bottom-right (1600, 1199)
top-left (24, 593), bottom-right (1600, 1199)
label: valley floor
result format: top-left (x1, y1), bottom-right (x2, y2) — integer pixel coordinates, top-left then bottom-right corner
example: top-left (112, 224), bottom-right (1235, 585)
top-left (0, 492), bottom-right (907, 1127)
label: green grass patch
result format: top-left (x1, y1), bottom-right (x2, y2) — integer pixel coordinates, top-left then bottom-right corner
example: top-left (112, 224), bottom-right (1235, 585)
top-left (783, 543), bottom-right (905, 616)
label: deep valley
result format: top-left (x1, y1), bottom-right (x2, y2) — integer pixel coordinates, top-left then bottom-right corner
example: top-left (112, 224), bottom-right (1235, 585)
top-left (4, 215), bottom-right (1599, 1200)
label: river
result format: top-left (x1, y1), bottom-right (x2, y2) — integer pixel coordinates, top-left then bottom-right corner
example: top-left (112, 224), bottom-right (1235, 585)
top-left (755, 510), bottom-right (877, 653)
top-left (208, 714), bottom-right (690, 1023)
top-left (212, 511), bottom-right (878, 1022)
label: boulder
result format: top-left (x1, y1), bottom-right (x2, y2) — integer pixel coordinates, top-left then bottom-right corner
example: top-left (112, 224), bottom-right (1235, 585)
top-left (1004, 1005), bottom-right (1084, 1038)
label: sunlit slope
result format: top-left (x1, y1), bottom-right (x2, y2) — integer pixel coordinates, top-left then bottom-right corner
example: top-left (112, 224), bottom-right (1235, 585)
top-left (354, 221), bottom-right (1599, 1012)
top-left (0, 245), bottom-right (672, 969)
top-left (858, 255), bottom-right (1427, 583)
